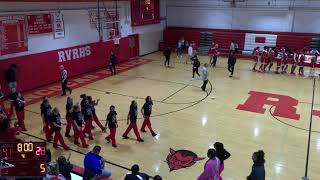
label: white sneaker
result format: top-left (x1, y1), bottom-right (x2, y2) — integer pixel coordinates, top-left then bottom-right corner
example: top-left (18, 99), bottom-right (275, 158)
top-left (191, 78), bottom-right (194, 80)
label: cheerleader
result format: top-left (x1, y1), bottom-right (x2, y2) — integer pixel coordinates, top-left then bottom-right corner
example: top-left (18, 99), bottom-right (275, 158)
top-left (88, 96), bottom-right (105, 132)
top-left (259, 46), bottom-right (268, 72)
top-left (105, 105), bottom-right (118, 148)
top-left (65, 97), bottom-right (73, 137)
top-left (41, 99), bottom-right (53, 141)
top-left (281, 48), bottom-right (289, 74)
top-left (267, 47), bottom-right (276, 72)
top-left (72, 104), bottom-right (89, 148)
top-left (122, 100), bottom-right (144, 142)
top-left (252, 47), bottom-right (260, 71)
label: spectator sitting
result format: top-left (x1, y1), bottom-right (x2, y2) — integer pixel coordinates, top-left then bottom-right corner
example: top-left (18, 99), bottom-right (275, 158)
top-left (84, 145), bottom-right (111, 180)
top-left (0, 105), bottom-right (20, 143)
top-left (57, 155), bottom-right (73, 180)
top-left (125, 164), bottom-right (150, 180)
top-left (46, 161), bottom-right (66, 180)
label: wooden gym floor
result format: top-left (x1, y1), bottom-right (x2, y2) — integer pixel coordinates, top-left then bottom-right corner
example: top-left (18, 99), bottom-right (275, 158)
top-left (17, 52), bottom-right (320, 180)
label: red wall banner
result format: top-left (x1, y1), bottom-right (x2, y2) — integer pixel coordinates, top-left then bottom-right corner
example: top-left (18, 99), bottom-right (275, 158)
top-left (0, 15), bottom-right (28, 56)
top-left (131, 0), bottom-right (160, 26)
top-left (27, 14), bottom-right (52, 34)
top-left (0, 36), bottom-right (139, 94)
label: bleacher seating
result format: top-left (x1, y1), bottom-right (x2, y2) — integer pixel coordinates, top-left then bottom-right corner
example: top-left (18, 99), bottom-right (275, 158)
top-left (72, 165), bottom-right (112, 180)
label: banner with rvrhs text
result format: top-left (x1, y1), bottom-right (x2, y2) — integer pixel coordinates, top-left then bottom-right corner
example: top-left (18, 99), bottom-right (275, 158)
top-left (52, 12), bottom-right (65, 39)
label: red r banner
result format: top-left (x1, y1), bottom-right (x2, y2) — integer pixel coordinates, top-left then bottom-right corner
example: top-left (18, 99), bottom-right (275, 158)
top-left (27, 14), bottom-right (52, 34)
top-left (0, 15), bottom-right (28, 56)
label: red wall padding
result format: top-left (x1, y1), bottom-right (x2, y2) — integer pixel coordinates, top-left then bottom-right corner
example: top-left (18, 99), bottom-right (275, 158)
top-left (164, 27), bottom-right (316, 52)
top-left (0, 36), bottom-right (136, 94)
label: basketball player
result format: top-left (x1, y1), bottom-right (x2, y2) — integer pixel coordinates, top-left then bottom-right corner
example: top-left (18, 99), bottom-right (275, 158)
top-left (60, 65), bottom-right (72, 96)
top-left (298, 50), bottom-right (306, 76)
top-left (281, 49), bottom-right (289, 74)
top-left (51, 107), bottom-right (70, 150)
top-left (228, 51), bottom-right (237, 77)
top-left (252, 47), bottom-right (260, 71)
top-left (81, 98), bottom-right (94, 140)
top-left (14, 93), bottom-right (26, 131)
top-left (163, 47), bottom-right (172, 68)
top-left (109, 50), bottom-right (117, 75)
top-left (141, 96), bottom-right (157, 137)
top-left (65, 97), bottom-right (73, 138)
top-left (267, 47), bottom-right (276, 72)
top-left (123, 100), bottom-right (144, 142)
top-left (72, 104), bottom-right (89, 148)
top-left (87, 96), bottom-right (105, 132)
top-left (187, 44), bottom-right (193, 64)
top-left (290, 49), bottom-right (299, 75)
top-left (259, 46), bottom-right (268, 72)
top-left (105, 105), bottom-right (118, 147)
top-left (41, 99), bottom-right (53, 141)
top-left (192, 55), bottom-right (201, 80)
top-left (201, 63), bottom-right (209, 91)
top-left (208, 42), bottom-right (215, 66)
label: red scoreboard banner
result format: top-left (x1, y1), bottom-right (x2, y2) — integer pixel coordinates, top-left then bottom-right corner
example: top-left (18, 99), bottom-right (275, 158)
top-left (131, 0), bottom-right (160, 26)
top-left (27, 14), bottom-right (52, 34)
top-left (0, 15), bottom-right (28, 56)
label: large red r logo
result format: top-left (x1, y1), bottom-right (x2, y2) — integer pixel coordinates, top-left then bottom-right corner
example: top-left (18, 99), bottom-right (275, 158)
top-left (237, 91), bottom-right (300, 120)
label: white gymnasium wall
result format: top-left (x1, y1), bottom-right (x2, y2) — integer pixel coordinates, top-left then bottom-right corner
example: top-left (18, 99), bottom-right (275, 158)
top-left (166, 0), bottom-right (320, 33)
top-left (0, 0), bottom-right (167, 59)
top-left (139, 30), bottom-right (164, 55)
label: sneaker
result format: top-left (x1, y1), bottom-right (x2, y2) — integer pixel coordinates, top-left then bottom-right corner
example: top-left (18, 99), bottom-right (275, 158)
top-left (53, 144), bottom-right (59, 149)
top-left (152, 133), bottom-right (157, 137)
top-left (137, 139), bottom-right (144, 142)
top-left (191, 78), bottom-right (194, 81)
top-left (141, 129), bottom-right (147, 133)
top-left (102, 128), bottom-right (107, 133)
top-left (112, 144), bottom-right (117, 148)
top-left (89, 137), bottom-right (94, 140)
top-left (21, 128), bottom-right (27, 131)
top-left (63, 146), bottom-right (70, 150)
top-left (122, 135), bottom-right (129, 139)
top-left (69, 89), bottom-right (72, 94)
top-left (61, 94), bottom-right (66, 96)
top-left (74, 142), bottom-right (80, 145)
top-left (65, 134), bottom-right (71, 138)
top-left (82, 144), bottom-right (89, 148)
top-left (105, 137), bottom-right (111, 143)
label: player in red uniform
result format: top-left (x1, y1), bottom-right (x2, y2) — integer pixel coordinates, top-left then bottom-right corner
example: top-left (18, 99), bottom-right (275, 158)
top-left (298, 50), bottom-right (306, 76)
top-left (105, 105), bottom-right (118, 148)
top-left (261, 46), bottom-right (269, 72)
top-left (267, 47), bottom-right (276, 72)
top-left (141, 96), bottom-right (157, 137)
top-left (72, 104), bottom-right (89, 148)
top-left (87, 96), bottom-right (105, 132)
top-left (252, 47), bottom-right (260, 71)
top-left (122, 100), bottom-right (144, 142)
top-left (81, 98), bottom-right (94, 140)
top-left (290, 49), bottom-right (299, 75)
top-left (281, 49), bottom-right (289, 74)
top-left (51, 107), bottom-right (70, 150)
top-left (41, 99), bottom-right (53, 141)
top-left (14, 93), bottom-right (26, 131)
top-left (65, 97), bottom-right (73, 137)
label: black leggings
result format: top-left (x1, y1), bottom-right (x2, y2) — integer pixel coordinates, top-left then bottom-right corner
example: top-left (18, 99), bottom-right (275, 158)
top-left (193, 67), bottom-right (200, 78)
top-left (228, 64), bottom-right (234, 75)
top-left (165, 56), bottom-right (170, 67)
top-left (109, 64), bottom-right (116, 75)
top-left (62, 79), bottom-right (72, 95)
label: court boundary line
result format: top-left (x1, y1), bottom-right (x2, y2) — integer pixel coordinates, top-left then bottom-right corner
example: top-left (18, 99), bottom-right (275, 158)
top-left (161, 84), bottom-right (189, 102)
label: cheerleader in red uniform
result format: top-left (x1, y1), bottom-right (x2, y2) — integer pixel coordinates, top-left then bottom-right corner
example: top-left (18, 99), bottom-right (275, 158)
top-left (298, 50), bottom-right (306, 76)
top-left (72, 104), bottom-right (89, 148)
top-left (281, 49), bottom-right (289, 74)
top-left (65, 97), bottom-right (73, 137)
top-left (41, 99), bottom-right (53, 141)
top-left (261, 46), bottom-right (269, 72)
top-left (105, 105), bottom-right (118, 148)
top-left (122, 100), bottom-right (144, 142)
top-left (252, 47), bottom-right (260, 71)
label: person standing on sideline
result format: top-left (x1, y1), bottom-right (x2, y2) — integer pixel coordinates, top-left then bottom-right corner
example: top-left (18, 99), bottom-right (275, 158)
top-left (201, 63), bottom-right (209, 91)
top-left (84, 145), bottom-right (112, 179)
top-left (229, 40), bottom-right (236, 54)
top-left (247, 150), bottom-right (265, 180)
top-left (187, 44), bottom-right (193, 64)
top-left (5, 64), bottom-right (18, 92)
top-left (228, 51), bottom-right (237, 77)
top-left (60, 65), bottom-right (72, 96)
top-left (105, 105), bottom-right (118, 148)
top-left (197, 149), bottom-right (220, 180)
top-left (176, 40), bottom-right (183, 59)
top-left (51, 107), bottom-right (70, 150)
top-left (141, 96), bottom-right (157, 137)
top-left (214, 142), bottom-right (231, 180)
top-left (163, 47), bottom-right (172, 68)
top-left (14, 93), bottom-right (26, 131)
top-left (65, 97), bottom-right (73, 138)
top-left (123, 100), bottom-right (144, 142)
top-left (72, 104), bottom-right (89, 148)
top-left (191, 55), bottom-right (201, 80)
top-left (109, 50), bottom-right (118, 75)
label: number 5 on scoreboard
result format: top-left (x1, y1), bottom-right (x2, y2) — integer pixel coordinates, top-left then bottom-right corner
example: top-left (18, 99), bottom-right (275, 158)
top-left (40, 163), bottom-right (46, 173)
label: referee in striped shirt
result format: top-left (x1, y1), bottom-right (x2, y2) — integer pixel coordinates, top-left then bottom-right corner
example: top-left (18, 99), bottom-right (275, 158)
top-left (60, 65), bottom-right (72, 96)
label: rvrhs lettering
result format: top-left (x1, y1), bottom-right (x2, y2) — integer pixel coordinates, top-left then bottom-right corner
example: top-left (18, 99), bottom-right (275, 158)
top-left (58, 46), bottom-right (91, 62)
